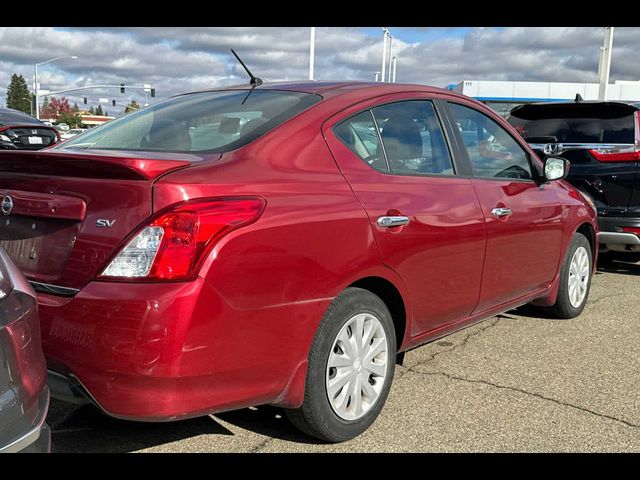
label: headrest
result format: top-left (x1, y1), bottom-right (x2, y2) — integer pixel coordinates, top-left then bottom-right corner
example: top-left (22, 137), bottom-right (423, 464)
top-left (380, 117), bottom-right (422, 160)
top-left (146, 119), bottom-right (192, 151)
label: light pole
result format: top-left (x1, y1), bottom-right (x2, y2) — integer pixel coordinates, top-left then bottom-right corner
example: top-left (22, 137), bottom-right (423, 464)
top-left (597, 27), bottom-right (614, 101)
top-left (392, 56), bottom-right (397, 83)
top-left (374, 72), bottom-right (380, 82)
top-left (381, 28), bottom-right (389, 82)
top-left (387, 35), bottom-right (393, 82)
top-left (309, 27), bottom-right (316, 80)
top-left (34, 55), bottom-right (78, 119)
top-left (21, 97), bottom-right (33, 117)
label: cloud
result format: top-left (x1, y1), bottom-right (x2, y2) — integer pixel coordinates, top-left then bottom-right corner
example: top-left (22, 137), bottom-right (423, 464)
top-left (1, 27), bottom-right (639, 115)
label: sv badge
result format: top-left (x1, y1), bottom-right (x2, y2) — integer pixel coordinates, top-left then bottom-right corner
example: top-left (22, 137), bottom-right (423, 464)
top-left (96, 219), bottom-right (116, 228)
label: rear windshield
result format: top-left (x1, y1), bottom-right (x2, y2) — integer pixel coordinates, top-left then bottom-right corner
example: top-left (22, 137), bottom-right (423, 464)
top-left (0, 109), bottom-right (43, 126)
top-left (507, 103), bottom-right (636, 143)
top-left (57, 90), bottom-right (321, 153)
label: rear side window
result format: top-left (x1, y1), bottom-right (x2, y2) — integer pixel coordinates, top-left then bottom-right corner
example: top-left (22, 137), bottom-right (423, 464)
top-left (449, 102), bottom-right (533, 180)
top-left (333, 111), bottom-right (388, 173)
top-left (507, 103), bottom-right (635, 143)
top-left (56, 90), bottom-right (321, 153)
top-left (372, 101), bottom-right (454, 176)
top-left (333, 100), bottom-right (455, 176)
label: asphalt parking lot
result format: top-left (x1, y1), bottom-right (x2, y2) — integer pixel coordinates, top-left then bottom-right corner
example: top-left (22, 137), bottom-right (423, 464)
top-left (46, 257), bottom-right (640, 453)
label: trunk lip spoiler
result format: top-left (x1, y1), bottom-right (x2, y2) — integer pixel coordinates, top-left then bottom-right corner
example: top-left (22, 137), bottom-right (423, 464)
top-left (0, 149), bottom-right (217, 180)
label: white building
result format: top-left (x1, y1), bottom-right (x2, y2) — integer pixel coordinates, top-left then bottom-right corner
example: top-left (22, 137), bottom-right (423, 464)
top-left (450, 80), bottom-right (640, 116)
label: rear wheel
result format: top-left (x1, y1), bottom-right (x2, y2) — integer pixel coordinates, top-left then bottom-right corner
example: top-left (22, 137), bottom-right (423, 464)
top-left (546, 233), bottom-right (593, 319)
top-left (286, 287), bottom-right (396, 442)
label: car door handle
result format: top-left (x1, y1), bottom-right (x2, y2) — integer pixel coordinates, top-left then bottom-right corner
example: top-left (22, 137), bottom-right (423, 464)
top-left (491, 207), bottom-right (513, 217)
top-left (377, 216), bottom-right (410, 227)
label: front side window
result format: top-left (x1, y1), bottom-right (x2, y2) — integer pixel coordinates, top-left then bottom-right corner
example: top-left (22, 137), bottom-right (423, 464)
top-left (449, 102), bottom-right (533, 180)
top-left (56, 90), bottom-right (321, 154)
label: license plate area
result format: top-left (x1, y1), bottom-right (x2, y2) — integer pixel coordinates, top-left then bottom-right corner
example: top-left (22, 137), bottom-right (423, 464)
top-left (27, 136), bottom-right (43, 145)
top-left (0, 215), bottom-right (79, 282)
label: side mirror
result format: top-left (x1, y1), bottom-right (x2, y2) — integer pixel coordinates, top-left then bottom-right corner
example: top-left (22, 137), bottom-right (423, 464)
top-left (543, 156), bottom-right (569, 181)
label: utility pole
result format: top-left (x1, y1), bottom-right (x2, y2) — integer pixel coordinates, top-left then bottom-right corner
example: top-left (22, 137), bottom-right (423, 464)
top-left (309, 27), bottom-right (316, 80)
top-left (597, 27), bottom-right (614, 101)
top-left (374, 72), bottom-right (380, 82)
top-left (381, 28), bottom-right (389, 82)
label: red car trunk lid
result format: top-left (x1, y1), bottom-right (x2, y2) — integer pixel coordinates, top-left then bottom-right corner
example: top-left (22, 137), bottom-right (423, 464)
top-left (0, 150), bottom-right (198, 290)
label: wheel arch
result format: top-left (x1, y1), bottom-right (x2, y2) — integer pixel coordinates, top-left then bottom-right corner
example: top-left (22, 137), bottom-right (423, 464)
top-left (348, 276), bottom-right (407, 351)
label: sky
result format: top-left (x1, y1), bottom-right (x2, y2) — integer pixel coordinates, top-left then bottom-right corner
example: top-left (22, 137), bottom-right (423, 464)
top-left (0, 27), bottom-right (637, 116)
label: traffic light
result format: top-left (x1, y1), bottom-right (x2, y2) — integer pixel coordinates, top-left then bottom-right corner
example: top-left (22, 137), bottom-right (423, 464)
top-left (112, 100), bottom-right (116, 107)
top-left (150, 88), bottom-right (155, 98)
top-left (120, 83), bottom-right (125, 94)
top-left (83, 97), bottom-right (87, 104)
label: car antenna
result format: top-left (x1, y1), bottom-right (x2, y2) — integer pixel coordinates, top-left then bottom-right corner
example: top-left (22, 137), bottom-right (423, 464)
top-left (230, 49), bottom-right (263, 87)
top-left (575, 93), bottom-right (583, 103)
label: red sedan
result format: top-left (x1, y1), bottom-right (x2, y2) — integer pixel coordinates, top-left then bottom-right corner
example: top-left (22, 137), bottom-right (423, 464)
top-left (0, 82), bottom-right (597, 442)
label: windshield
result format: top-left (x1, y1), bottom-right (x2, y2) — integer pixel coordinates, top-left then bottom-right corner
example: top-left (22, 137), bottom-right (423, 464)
top-left (57, 89), bottom-right (321, 153)
top-left (0, 109), bottom-right (43, 126)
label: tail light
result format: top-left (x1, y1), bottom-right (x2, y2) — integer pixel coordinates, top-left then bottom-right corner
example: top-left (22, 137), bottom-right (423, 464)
top-left (589, 148), bottom-right (640, 162)
top-left (590, 111), bottom-right (640, 162)
top-left (621, 227), bottom-right (640, 236)
top-left (99, 197), bottom-right (265, 281)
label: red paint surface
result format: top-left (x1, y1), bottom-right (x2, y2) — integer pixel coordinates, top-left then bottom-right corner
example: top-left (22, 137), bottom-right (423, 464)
top-left (0, 82), bottom-right (597, 419)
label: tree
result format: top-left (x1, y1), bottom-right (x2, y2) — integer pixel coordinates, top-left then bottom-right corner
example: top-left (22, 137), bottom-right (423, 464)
top-left (73, 102), bottom-right (79, 113)
top-left (57, 111), bottom-right (82, 128)
top-left (89, 106), bottom-right (95, 114)
top-left (125, 100), bottom-right (139, 114)
top-left (104, 111), bottom-right (109, 117)
top-left (95, 104), bottom-right (104, 116)
top-left (6, 74), bottom-right (32, 114)
top-left (40, 96), bottom-right (74, 120)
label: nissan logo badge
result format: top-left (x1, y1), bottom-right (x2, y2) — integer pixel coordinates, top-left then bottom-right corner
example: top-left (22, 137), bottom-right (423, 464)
top-left (1, 195), bottom-right (13, 215)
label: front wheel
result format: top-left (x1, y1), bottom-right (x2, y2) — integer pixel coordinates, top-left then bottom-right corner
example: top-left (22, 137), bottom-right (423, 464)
top-left (546, 232), bottom-right (593, 319)
top-left (286, 287), bottom-right (396, 442)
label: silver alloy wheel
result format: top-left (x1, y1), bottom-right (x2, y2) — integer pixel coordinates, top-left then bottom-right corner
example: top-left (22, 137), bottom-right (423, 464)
top-left (568, 246), bottom-right (590, 308)
top-left (325, 313), bottom-right (389, 421)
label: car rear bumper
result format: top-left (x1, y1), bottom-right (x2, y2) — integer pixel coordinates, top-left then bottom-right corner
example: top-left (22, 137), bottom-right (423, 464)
top-left (597, 216), bottom-right (640, 249)
top-left (0, 386), bottom-right (51, 453)
top-left (39, 278), bottom-right (326, 421)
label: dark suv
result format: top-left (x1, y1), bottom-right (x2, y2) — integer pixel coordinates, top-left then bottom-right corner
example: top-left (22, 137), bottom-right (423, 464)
top-left (508, 101), bottom-right (640, 261)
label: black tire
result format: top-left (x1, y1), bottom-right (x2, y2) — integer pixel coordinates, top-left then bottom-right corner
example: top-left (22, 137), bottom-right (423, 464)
top-left (546, 233), bottom-right (593, 319)
top-left (599, 250), bottom-right (640, 264)
top-left (286, 287), bottom-right (396, 443)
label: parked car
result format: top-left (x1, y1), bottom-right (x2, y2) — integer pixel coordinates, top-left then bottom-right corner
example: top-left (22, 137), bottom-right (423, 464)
top-left (507, 101), bottom-right (640, 262)
top-left (60, 128), bottom-right (86, 140)
top-left (0, 82), bottom-right (597, 442)
top-left (55, 123), bottom-right (70, 132)
top-left (0, 108), bottom-right (60, 150)
top-left (0, 247), bottom-right (50, 453)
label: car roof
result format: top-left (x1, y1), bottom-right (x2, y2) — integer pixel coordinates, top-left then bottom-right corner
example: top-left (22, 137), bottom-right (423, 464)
top-left (184, 80), bottom-right (454, 99)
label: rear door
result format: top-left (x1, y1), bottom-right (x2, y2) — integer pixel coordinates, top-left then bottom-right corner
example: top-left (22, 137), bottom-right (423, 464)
top-left (446, 101), bottom-right (564, 312)
top-left (324, 94), bottom-right (486, 336)
top-left (507, 103), bottom-right (639, 217)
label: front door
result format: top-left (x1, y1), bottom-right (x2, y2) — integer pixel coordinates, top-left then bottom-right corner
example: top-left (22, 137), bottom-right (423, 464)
top-left (324, 96), bottom-right (486, 336)
top-left (446, 101), bottom-right (565, 312)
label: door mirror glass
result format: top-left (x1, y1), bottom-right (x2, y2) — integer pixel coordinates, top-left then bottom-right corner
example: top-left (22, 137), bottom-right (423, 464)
top-left (543, 156), bottom-right (569, 181)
